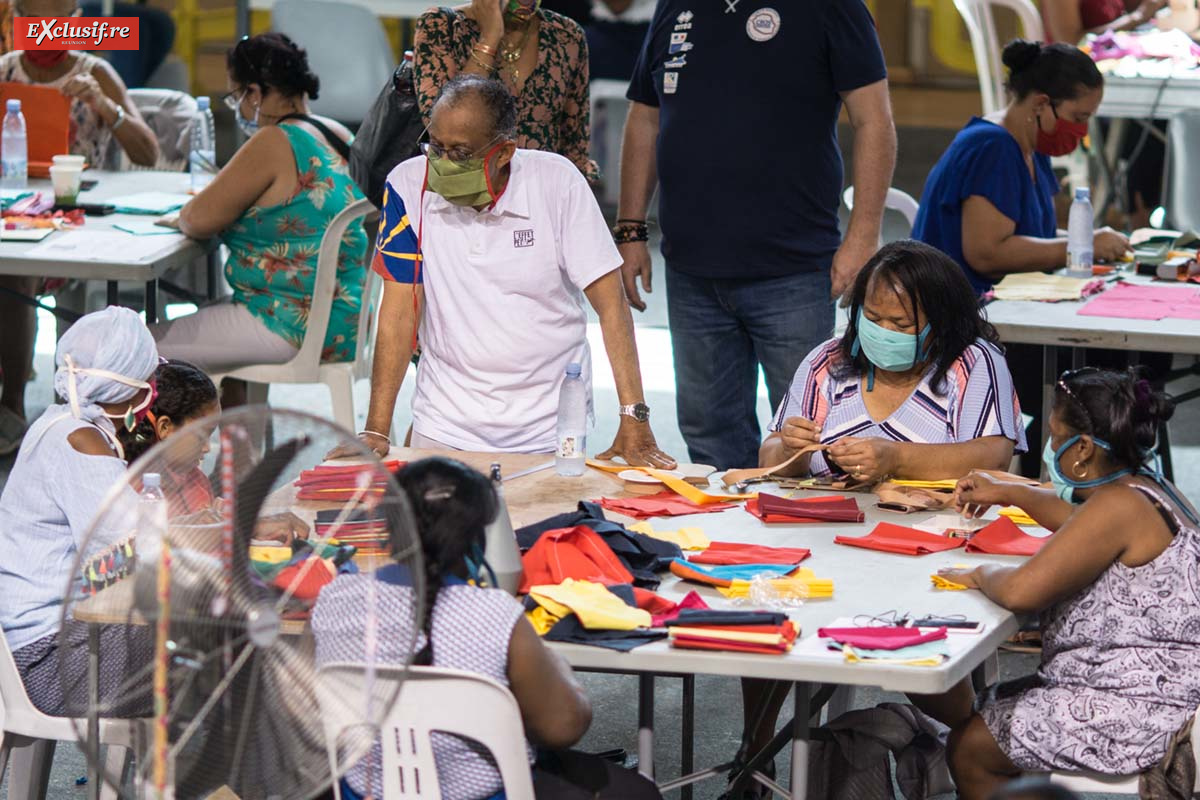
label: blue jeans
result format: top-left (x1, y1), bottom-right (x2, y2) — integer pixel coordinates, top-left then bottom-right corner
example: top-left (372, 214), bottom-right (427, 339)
top-left (665, 267), bottom-right (834, 470)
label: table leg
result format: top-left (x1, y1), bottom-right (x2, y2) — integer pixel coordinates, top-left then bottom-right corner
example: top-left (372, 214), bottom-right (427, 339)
top-left (790, 682), bottom-right (810, 800)
top-left (206, 248), bottom-right (221, 302)
top-left (637, 674), bottom-right (655, 781)
top-left (681, 675), bottom-right (694, 800)
top-left (145, 280), bottom-right (158, 324)
top-left (106, 281), bottom-right (118, 307)
top-left (88, 624), bottom-right (101, 800)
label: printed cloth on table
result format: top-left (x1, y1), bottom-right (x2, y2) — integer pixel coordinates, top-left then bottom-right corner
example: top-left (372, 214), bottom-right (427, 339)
top-left (528, 579), bottom-right (652, 631)
top-left (519, 525), bottom-right (634, 594)
top-left (998, 506), bottom-right (1037, 526)
top-left (964, 516), bottom-right (1048, 556)
top-left (817, 625), bottom-right (947, 651)
top-left (665, 609), bottom-right (788, 627)
top-left (839, 639), bottom-right (950, 666)
top-left (516, 501), bottom-right (682, 589)
top-left (690, 541), bottom-right (811, 566)
top-left (717, 568), bottom-right (833, 600)
top-left (669, 558), bottom-right (799, 588)
top-left (834, 523), bottom-right (965, 556)
top-left (543, 614), bottom-right (667, 652)
top-left (749, 494), bottom-right (864, 523)
top-left (595, 491), bottom-right (737, 519)
top-left (670, 620), bottom-right (799, 655)
top-left (930, 574), bottom-right (967, 591)
top-left (627, 521), bottom-right (711, 550)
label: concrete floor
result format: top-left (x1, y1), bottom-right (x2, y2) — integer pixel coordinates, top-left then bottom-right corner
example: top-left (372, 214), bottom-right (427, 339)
top-left (2, 121), bottom-right (1195, 798)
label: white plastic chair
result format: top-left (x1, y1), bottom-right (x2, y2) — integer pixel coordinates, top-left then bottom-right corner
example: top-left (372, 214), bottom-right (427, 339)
top-left (842, 185), bottom-right (921, 235)
top-left (271, 0), bottom-right (395, 126)
top-left (209, 198), bottom-right (374, 433)
top-left (0, 634), bottom-right (142, 800)
top-left (317, 663), bottom-right (535, 799)
top-left (1032, 705), bottom-right (1200, 795)
top-left (952, 0), bottom-right (1044, 115)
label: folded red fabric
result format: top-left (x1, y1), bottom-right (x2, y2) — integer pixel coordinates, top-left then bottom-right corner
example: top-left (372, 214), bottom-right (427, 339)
top-left (671, 621), bottom-right (799, 655)
top-left (816, 625), bottom-right (947, 650)
top-left (749, 494), bottom-right (864, 524)
top-left (834, 522), bottom-right (965, 556)
top-left (632, 588), bottom-right (709, 627)
top-left (689, 541), bottom-right (812, 566)
top-left (519, 525), bottom-right (633, 593)
top-left (965, 516), bottom-right (1049, 556)
top-left (297, 460), bottom-right (404, 482)
top-left (596, 491), bottom-right (736, 519)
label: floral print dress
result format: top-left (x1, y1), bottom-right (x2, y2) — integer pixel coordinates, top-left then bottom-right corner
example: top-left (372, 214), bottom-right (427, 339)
top-left (222, 123), bottom-right (368, 363)
top-left (414, 6), bottom-right (599, 182)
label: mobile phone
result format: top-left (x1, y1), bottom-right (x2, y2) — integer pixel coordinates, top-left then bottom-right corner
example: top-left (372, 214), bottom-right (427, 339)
top-left (80, 179), bottom-right (98, 190)
top-left (912, 617), bottom-right (983, 633)
top-left (55, 203), bottom-right (115, 216)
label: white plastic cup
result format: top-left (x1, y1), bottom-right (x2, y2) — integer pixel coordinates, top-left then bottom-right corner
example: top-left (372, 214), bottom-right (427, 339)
top-left (51, 154), bottom-right (85, 169)
top-left (49, 164), bottom-right (83, 204)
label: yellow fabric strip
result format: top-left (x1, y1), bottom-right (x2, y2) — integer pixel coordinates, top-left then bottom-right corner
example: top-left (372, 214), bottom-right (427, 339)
top-left (668, 627), bottom-right (786, 646)
top-left (529, 579), bottom-right (651, 631)
top-left (586, 460), bottom-right (755, 503)
top-left (888, 479), bottom-right (960, 490)
top-left (717, 568), bottom-right (834, 599)
top-left (627, 521), bottom-right (711, 551)
top-left (999, 506), bottom-right (1037, 526)
top-left (930, 574), bottom-right (967, 591)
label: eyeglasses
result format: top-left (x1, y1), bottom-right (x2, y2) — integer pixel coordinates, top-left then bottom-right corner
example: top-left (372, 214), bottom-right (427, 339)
top-left (420, 134), bottom-right (504, 165)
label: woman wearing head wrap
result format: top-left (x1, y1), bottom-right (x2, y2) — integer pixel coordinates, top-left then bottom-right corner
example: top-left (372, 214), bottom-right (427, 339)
top-left (0, 306), bottom-right (157, 715)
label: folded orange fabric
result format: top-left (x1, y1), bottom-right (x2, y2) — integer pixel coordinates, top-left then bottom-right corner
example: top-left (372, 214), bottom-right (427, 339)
top-left (519, 525), bottom-right (633, 593)
top-left (834, 522), bottom-right (965, 556)
top-left (964, 516), bottom-right (1049, 556)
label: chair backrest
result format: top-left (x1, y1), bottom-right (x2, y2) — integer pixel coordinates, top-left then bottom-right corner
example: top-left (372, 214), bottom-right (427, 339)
top-left (1164, 108), bottom-right (1200, 232)
top-left (271, 0), bottom-right (395, 126)
top-left (106, 88), bottom-right (199, 171)
top-left (842, 186), bottom-right (921, 234)
top-left (952, 0), bottom-right (1044, 115)
top-left (0, 630), bottom-right (71, 740)
top-left (283, 198), bottom-right (375, 379)
top-left (317, 663), bottom-right (534, 798)
top-left (351, 268), bottom-right (383, 383)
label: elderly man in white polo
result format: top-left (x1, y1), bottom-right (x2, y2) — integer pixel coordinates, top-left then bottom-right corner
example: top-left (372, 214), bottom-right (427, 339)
top-left (346, 74), bottom-right (674, 467)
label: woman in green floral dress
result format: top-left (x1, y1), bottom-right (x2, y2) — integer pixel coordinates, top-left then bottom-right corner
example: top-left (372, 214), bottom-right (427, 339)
top-left (414, 0), bottom-right (599, 182)
top-left (154, 33), bottom-right (368, 373)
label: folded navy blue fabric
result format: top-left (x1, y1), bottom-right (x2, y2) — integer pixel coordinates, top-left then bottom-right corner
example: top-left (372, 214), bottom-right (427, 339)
top-left (543, 614), bottom-right (666, 652)
top-left (664, 610), bottom-right (788, 628)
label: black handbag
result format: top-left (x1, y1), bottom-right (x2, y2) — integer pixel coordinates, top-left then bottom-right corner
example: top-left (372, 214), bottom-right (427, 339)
top-left (349, 54), bottom-right (426, 208)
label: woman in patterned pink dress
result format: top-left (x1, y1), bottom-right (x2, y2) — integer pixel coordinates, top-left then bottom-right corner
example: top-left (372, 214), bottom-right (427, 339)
top-left (940, 367), bottom-right (1200, 799)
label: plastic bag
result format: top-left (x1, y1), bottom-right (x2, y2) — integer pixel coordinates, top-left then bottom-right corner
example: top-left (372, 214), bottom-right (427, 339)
top-left (349, 57), bottom-right (425, 208)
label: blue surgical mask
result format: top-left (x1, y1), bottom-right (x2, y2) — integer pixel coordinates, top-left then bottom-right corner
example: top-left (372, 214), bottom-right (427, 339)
top-left (1042, 434), bottom-right (1133, 503)
top-left (235, 99), bottom-right (260, 137)
top-left (851, 310), bottom-right (931, 389)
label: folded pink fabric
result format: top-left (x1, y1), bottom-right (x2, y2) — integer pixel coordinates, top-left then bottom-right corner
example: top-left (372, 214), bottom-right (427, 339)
top-left (816, 626), bottom-right (948, 651)
top-left (965, 516), bottom-right (1049, 556)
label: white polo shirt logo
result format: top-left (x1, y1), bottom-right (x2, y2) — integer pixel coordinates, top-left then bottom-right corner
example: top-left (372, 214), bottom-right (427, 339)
top-left (514, 229), bottom-right (535, 248)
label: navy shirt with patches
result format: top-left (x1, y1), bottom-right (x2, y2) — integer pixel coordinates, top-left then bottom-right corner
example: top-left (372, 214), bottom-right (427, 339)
top-left (627, 1), bottom-right (887, 280)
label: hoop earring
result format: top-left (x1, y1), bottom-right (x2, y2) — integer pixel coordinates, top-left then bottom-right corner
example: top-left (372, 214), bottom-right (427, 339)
top-left (1072, 461), bottom-right (1088, 478)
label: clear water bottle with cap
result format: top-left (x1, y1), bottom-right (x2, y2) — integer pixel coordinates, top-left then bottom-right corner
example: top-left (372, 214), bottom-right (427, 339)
top-left (190, 96), bottom-right (218, 194)
top-left (139, 473), bottom-right (168, 555)
top-left (1066, 187), bottom-right (1094, 278)
top-left (483, 463), bottom-right (523, 595)
top-left (1, 98), bottom-right (27, 190)
top-left (555, 362), bottom-right (587, 476)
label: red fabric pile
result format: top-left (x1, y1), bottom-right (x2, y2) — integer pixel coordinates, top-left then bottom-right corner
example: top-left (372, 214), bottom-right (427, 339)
top-left (595, 491), bottom-right (736, 519)
top-left (294, 460), bottom-right (404, 501)
top-left (689, 542), bottom-right (811, 566)
top-left (670, 620), bottom-right (799, 655)
top-left (519, 525), bottom-right (634, 594)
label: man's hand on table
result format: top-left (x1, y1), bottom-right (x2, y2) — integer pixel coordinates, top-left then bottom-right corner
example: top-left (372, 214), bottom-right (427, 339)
top-left (596, 418), bottom-right (676, 469)
top-left (254, 512), bottom-right (309, 545)
top-left (326, 431), bottom-right (391, 460)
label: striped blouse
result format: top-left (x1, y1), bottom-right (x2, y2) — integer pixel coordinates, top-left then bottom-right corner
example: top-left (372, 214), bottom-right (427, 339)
top-left (770, 337), bottom-right (1026, 477)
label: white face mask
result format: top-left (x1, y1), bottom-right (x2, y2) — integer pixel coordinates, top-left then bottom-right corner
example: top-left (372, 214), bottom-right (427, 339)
top-left (236, 98), bottom-right (260, 137)
top-left (61, 353), bottom-right (155, 458)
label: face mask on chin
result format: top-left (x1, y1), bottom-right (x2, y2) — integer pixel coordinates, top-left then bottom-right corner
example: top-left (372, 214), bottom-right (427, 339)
top-left (1035, 105), bottom-right (1089, 157)
top-left (24, 49), bottom-right (69, 69)
top-left (236, 99), bottom-right (260, 137)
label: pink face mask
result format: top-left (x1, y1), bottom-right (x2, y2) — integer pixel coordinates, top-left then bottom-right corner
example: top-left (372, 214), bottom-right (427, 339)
top-left (1036, 106), bottom-right (1089, 157)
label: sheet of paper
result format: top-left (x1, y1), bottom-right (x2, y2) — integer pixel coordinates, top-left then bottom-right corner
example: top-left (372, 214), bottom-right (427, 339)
top-left (106, 191), bottom-right (192, 215)
top-left (114, 219), bottom-right (181, 236)
top-left (27, 230), bottom-right (182, 262)
top-left (0, 227), bottom-right (54, 242)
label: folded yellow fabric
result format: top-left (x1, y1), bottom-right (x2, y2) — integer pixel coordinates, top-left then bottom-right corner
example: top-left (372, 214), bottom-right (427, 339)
top-left (526, 606), bottom-right (560, 636)
top-left (528, 579), bottom-right (651, 631)
top-left (998, 506), bottom-right (1037, 526)
top-left (667, 626), bottom-right (787, 646)
top-left (930, 574), bottom-right (967, 591)
top-left (249, 545), bottom-right (293, 564)
top-left (889, 479), bottom-right (959, 490)
top-left (627, 521), bottom-right (711, 551)
top-left (717, 568), bottom-right (834, 599)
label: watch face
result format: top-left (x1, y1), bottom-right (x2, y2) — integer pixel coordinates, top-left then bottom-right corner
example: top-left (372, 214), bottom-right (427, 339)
top-left (632, 403), bottom-right (650, 422)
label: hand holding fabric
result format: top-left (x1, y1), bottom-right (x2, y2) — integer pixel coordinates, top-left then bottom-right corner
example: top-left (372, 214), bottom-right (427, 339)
top-left (778, 416), bottom-right (822, 456)
top-left (827, 436), bottom-right (898, 483)
top-left (936, 566), bottom-right (979, 589)
top-left (954, 470), bottom-right (1015, 518)
top-left (596, 418), bottom-right (676, 469)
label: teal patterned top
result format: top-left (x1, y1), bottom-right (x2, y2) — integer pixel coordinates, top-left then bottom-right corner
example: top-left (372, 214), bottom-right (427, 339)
top-left (222, 123), bottom-right (369, 363)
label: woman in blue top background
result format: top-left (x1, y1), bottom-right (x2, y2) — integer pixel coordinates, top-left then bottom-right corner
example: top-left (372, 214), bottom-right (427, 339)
top-left (912, 40), bottom-right (1128, 296)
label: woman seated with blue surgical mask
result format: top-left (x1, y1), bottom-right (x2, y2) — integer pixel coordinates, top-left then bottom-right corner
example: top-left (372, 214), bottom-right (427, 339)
top-left (759, 239), bottom-right (1026, 484)
top-left (937, 368), bottom-right (1199, 799)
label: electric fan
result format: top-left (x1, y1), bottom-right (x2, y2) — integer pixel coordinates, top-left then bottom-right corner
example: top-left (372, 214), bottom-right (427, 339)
top-left (59, 407), bottom-right (423, 799)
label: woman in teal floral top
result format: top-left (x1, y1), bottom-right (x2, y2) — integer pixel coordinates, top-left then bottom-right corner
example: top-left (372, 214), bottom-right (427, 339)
top-left (154, 33), bottom-right (368, 373)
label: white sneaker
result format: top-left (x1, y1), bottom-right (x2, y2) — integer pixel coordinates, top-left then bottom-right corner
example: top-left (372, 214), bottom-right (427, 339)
top-left (0, 407), bottom-right (27, 456)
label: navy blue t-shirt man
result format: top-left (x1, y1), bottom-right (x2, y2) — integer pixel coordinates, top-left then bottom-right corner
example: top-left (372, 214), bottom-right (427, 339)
top-left (617, 0), bottom-right (895, 471)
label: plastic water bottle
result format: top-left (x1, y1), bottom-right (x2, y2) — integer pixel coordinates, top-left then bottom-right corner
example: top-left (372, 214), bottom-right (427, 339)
top-left (189, 96), bottom-right (217, 194)
top-left (483, 463), bottom-right (524, 595)
top-left (1066, 187), bottom-right (1094, 278)
top-left (1, 99), bottom-right (27, 190)
top-left (138, 473), bottom-right (169, 552)
top-left (555, 362), bottom-right (587, 476)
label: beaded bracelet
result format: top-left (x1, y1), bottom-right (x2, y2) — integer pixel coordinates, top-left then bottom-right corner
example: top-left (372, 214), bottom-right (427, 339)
top-left (612, 221), bottom-right (649, 245)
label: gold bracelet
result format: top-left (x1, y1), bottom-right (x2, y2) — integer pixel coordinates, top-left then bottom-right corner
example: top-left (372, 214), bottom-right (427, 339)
top-left (469, 52), bottom-right (496, 72)
top-left (473, 42), bottom-right (498, 56)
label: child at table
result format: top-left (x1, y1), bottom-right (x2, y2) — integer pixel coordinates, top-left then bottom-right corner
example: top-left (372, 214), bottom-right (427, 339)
top-left (937, 367), bottom-right (1200, 799)
top-left (311, 456), bottom-right (661, 800)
